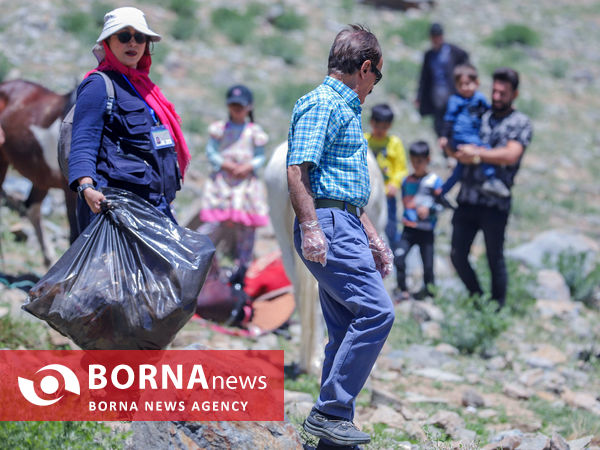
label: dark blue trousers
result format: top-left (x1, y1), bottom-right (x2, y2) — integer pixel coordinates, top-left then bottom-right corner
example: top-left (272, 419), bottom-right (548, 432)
top-left (294, 208), bottom-right (395, 420)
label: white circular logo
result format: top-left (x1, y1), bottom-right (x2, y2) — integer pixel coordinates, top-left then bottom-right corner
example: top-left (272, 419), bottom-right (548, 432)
top-left (18, 364), bottom-right (81, 406)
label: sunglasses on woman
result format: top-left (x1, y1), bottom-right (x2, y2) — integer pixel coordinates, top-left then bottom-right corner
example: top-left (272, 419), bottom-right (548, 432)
top-left (116, 31), bottom-right (147, 44)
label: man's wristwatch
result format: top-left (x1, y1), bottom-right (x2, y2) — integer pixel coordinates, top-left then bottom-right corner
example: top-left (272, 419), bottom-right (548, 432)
top-left (472, 153), bottom-right (481, 165)
top-left (77, 183), bottom-right (96, 199)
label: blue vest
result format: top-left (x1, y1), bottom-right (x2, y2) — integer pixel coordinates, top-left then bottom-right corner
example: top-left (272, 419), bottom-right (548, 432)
top-left (96, 71), bottom-right (181, 207)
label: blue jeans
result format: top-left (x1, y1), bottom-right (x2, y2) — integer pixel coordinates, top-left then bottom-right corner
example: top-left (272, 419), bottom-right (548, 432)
top-left (294, 207), bottom-right (395, 420)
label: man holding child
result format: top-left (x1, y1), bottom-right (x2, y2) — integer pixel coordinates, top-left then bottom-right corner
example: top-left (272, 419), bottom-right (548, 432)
top-left (449, 67), bottom-right (533, 308)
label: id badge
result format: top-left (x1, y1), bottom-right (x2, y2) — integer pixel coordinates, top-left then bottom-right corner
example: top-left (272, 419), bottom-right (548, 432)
top-left (150, 125), bottom-right (174, 150)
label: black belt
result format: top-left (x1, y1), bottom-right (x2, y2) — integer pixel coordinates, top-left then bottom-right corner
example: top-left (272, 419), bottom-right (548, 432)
top-left (314, 198), bottom-right (363, 217)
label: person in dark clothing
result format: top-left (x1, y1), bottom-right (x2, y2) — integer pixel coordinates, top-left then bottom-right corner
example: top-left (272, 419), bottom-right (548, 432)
top-left (415, 23), bottom-right (469, 139)
top-left (69, 7), bottom-right (190, 233)
top-left (449, 67), bottom-right (533, 307)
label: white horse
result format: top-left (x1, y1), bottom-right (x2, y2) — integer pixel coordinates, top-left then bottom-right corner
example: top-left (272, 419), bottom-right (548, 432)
top-left (264, 141), bottom-right (387, 375)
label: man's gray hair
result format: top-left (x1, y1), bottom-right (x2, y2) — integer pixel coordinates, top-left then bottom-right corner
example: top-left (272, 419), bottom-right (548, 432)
top-left (328, 24), bottom-right (381, 76)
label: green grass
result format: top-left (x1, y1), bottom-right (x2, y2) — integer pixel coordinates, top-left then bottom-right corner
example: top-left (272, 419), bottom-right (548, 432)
top-left (485, 23), bottom-right (541, 48)
top-left (273, 81), bottom-right (315, 113)
top-left (0, 51), bottom-right (12, 82)
top-left (0, 422), bottom-right (129, 450)
top-left (527, 396), bottom-right (600, 438)
top-left (284, 373), bottom-right (320, 400)
top-left (211, 7), bottom-right (256, 45)
top-left (389, 18), bottom-right (431, 47)
top-left (432, 258), bottom-right (536, 354)
top-left (384, 59), bottom-right (420, 100)
top-left (258, 35), bottom-right (303, 65)
top-left (386, 312), bottom-right (423, 348)
top-left (168, 0), bottom-right (197, 17)
top-left (546, 249), bottom-right (600, 306)
top-left (0, 315), bottom-right (61, 349)
top-left (58, 11), bottom-right (98, 44)
top-left (270, 7), bottom-right (307, 32)
top-left (171, 15), bottom-right (200, 41)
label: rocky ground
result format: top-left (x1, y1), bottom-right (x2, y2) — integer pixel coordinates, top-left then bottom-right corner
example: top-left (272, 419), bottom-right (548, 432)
top-left (1, 0), bottom-right (600, 448)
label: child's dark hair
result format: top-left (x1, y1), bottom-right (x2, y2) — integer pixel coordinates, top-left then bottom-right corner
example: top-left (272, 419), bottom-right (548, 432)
top-left (493, 67), bottom-right (519, 91)
top-left (409, 140), bottom-right (430, 157)
top-left (453, 63), bottom-right (478, 83)
top-left (370, 103), bottom-right (394, 123)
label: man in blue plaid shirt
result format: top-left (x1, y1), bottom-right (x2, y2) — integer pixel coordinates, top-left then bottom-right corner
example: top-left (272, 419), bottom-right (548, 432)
top-left (287, 24), bottom-right (394, 448)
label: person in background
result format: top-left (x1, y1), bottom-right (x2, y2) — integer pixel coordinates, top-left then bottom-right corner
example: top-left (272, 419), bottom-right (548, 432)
top-left (69, 7), bottom-right (190, 232)
top-left (415, 22), bottom-right (469, 142)
top-left (287, 24), bottom-right (394, 448)
top-left (198, 84), bottom-right (269, 279)
top-left (394, 141), bottom-right (443, 301)
top-left (439, 63), bottom-right (510, 198)
top-left (364, 103), bottom-right (408, 246)
top-left (449, 67), bottom-right (533, 308)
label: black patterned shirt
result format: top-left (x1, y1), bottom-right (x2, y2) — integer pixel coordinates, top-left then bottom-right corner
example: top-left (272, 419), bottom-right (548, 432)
top-left (456, 109), bottom-right (533, 212)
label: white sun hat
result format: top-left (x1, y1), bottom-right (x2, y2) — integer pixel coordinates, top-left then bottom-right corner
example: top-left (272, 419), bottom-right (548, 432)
top-left (96, 7), bottom-right (161, 43)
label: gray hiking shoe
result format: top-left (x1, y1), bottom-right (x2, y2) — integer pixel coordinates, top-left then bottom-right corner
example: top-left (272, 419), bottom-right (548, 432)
top-left (303, 409), bottom-right (371, 446)
top-left (482, 178), bottom-right (510, 198)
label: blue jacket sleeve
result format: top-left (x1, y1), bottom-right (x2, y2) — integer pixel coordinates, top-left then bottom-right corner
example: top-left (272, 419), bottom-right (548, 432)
top-left (205, 137), bottom-right (223, 171)
top-left (251, 145), bottom-right (265, 171)
top-left (443, 95), bottom-right (462, 123)
top-left (68, 75), bottom-right (108, 190)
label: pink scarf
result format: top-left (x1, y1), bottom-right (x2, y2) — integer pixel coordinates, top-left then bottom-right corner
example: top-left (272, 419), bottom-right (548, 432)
top-left (86, 41), bottom-right (191, 179)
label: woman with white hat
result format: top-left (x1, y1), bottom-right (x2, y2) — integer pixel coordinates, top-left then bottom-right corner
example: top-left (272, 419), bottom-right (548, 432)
top-left (68, 6), bottom-right (190, 233)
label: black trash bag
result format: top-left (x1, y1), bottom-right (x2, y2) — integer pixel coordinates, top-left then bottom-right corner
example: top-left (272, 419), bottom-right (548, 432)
top-left (22, 187), bottom-right (215, 350)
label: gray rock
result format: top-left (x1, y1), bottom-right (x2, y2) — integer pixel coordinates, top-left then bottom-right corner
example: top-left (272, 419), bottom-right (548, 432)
top-left (285, 401), bottom-right (313, 420)
top-left (412, 367), bottom-right (464, 383)
top-left (492, 429), bottom-right (525, 443)
top-left (484, 435), bottom-right (523, 450)
top-left (525, 345), bottom-right (567, 369)
top-left (503, 382), bottom-right (533, 400)
top-left (535, 299), bottom-right (579, 319)
top-left (126, 421), bottom-right (302, 450)
top-left (427, 410), bottom-right (467, 441)
top-left (515, 433), bottom-right (551, 450)
top-left (420, 321), bottom-right (442, 340)
top-left (507, 230), bottom-right (599, 271)
top-left (387, 344), bottom-right (454, 369)
top-left (365, 404), bottom-right (406, 429)
top-left (535, 270), bottom-right (571, 301)
top-left (284, 390), bottom-right (314, 405)
top-left (548, 433), bottom-right (570, 450)
top-left (371, 387), bottom-right (404, 410)
top-left (567, 435), bottom-right (593, 450)
top-left (462, 388), bottom-right (485, 408)
top-left (487, 356), bottom-right (509, 371)
top-left (435, 343), bottom-right (460, 355)
top-left (404, 391), bottom-right (449, 404)
top-left (410, 301), bottom-right (445, 323)
top-left (402, 421), bottom-right (427, 442)
top-left (478, 409), bottom-right (497, 420)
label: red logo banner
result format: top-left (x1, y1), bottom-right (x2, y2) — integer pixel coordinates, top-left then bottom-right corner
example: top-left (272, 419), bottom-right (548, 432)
top-left (0, 350), bottom-right (284, 421)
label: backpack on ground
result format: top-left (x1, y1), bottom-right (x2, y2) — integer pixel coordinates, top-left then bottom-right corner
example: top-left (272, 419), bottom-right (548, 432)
top-left (58, 71), bottom-right (115, 181)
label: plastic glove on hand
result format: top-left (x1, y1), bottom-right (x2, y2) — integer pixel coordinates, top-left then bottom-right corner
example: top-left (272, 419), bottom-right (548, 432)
top-left (369, 235), bottom-right (393, 278)
top-left (299, 220), bottom-right (328, 267)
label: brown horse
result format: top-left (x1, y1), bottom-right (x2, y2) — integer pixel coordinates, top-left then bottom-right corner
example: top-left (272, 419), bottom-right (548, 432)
top-left (0, 79), bottom-right (78, 267)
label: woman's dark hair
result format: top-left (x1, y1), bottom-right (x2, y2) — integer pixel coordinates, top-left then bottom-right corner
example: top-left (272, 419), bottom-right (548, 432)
top-left (328, 24), bottom-right (381, 76)
top-left (493, 67), bottom-right (519, 91)
top-left (409, 140), bottom-right (430, 157)
top-left (370, 103), bottom-right (394, 123)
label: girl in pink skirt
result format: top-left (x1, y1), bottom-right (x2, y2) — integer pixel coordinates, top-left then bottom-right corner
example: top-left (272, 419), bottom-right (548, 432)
top-left (198, 85), bottom-right (269, 275)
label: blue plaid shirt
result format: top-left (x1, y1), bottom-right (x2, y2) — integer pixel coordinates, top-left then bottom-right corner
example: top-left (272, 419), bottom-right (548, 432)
top-left (287, 76), bottom-right (371, 208)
